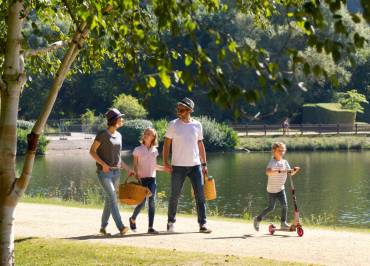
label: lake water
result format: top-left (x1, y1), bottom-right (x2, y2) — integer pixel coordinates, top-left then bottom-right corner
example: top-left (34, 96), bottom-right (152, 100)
top-left (18, 151), bottom-right (370, 228)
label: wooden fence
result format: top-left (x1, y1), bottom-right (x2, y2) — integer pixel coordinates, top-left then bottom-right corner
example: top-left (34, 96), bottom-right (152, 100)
top-left (229, 123), bottom-right (370, 136)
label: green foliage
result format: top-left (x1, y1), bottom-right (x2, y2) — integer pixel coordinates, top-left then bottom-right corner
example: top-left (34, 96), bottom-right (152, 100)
top-left (302, 103), bottom-right (356, 124)
top-left (112, 94), bottom-right (148, 119)
top-left (335, 89), bottom-right (369, 113)
top-left (196, 116), bottom-right (239, 152)
top-left (119, 119), bottom-right (153, 147)
top-left (153, 119), bottom-right (169, 146)
top-left (81, 109), bottom-right (106, 133)
top-left (17, 129), bottom-right (48, 155)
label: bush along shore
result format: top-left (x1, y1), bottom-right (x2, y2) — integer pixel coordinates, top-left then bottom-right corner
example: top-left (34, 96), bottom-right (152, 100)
top-left (238, 135), bottom-right (370, 152)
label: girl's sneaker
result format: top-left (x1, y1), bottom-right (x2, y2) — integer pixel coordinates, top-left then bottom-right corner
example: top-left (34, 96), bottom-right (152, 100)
top-left (147, 228), bottom-right (159, 234)
top-left (129, 217), bottom-right (137, 231)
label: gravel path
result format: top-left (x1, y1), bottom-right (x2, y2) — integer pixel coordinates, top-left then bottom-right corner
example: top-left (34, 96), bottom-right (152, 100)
top-left (15, 203), bottom-right (370, 265)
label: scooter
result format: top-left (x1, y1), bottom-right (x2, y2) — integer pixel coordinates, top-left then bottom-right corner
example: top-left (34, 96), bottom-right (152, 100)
top-left (268, 169), bottom-right (304, 237)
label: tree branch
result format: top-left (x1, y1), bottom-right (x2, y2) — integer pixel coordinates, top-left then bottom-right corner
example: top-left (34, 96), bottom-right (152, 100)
top-left (23, 41), bottom-right (66, 57)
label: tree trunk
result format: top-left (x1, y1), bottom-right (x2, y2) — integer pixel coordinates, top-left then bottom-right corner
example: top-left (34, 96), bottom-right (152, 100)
top-left (0, 1), bottom-right (25, 264)
top-left (0, 1), bottom-right (88, 262)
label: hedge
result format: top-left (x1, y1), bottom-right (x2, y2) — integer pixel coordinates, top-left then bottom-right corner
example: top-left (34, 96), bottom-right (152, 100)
top-left (302, 103), bottom-right (356, 124)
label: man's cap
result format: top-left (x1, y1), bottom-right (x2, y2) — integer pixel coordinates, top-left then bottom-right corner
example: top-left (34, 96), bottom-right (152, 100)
top-left (177, 97), bottom-right (194, 110)
top-left (105, 108), bottom-right (124, 121)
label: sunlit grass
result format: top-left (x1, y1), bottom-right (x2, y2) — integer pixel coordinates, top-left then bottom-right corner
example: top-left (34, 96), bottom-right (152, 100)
top-left (16, 238), bottom-right (308, 266)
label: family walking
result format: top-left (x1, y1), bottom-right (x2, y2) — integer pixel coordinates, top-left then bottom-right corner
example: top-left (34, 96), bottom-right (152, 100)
top-left (89, 97), bottom-right (300, 236)
top-left (90, 97), bottom-right (212, 235)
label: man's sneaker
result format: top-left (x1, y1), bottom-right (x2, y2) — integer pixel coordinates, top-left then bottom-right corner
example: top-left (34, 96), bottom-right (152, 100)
top-left (280, 221), bottom-right (290, 230)
top-left (253, 216), bottom-right (260, 231)
top-left (167, 222), bottom-right (174, 233)
top-left (129, 217), bottom-right (137, 231)
top-left (99, 228), bottom-right (110, 236)
top-left (119, 226), bottom-right (129, 235)
top-left (147, 228), bottom-right (159, 234)
top-left (199, 226), bottom-right (212, 233)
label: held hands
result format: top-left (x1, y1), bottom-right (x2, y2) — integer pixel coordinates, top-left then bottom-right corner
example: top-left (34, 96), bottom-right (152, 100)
top-left (128, 169), bottom-right (136, 177)
top-left (164, 163), bottom-right (173, 173)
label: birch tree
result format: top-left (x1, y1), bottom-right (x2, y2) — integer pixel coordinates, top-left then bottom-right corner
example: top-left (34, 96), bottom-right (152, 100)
top-left (0, 0), bottom-right (369, 265)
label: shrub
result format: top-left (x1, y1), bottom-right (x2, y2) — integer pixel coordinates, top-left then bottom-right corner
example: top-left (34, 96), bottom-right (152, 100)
top-left (335, 89), bottom-right (369, 113)
top-left (153, 119), bottom-right (168, 147)
top-left (17, 128), bottom-right (49, 155)
top-left (119, 119), bottom-right (153, 147)
top-left (81, 109), bottom-right (106, 133)
top-left (112, 93), bottom-right (148, 119)
top-left (196, 116), bottom-right (239, 152)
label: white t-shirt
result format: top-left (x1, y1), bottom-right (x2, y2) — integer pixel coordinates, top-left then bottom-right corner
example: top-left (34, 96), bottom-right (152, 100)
top-left (133, 145), bottom-right (159, 178)
top-left (266, 158), bottom-right (291, 193)
top-left (165, 118), bottom-right (203, 166)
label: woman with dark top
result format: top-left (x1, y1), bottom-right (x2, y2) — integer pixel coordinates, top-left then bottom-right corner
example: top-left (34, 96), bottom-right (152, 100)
top-left (89, 108), bottom-right (133, 236)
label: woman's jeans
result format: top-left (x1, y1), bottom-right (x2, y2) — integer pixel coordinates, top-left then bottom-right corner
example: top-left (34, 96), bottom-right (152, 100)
top-left (97, 169), bottom-right (124, 230)
top-left (257, 190), bottom-right (288, 222)
top-left (131, 177), bottom-right (157, 228)
top-left (168, 165), bottom-right (207, 226)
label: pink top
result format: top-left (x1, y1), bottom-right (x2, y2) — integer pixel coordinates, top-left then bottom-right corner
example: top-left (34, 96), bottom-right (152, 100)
top-left (133, 144), bottom-right (159, 178)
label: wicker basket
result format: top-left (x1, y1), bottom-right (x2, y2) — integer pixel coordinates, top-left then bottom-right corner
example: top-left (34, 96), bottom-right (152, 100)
top-left (191, 174), bottom-right (217, 201)
top-left (118, 178), bottom-right (152, 205)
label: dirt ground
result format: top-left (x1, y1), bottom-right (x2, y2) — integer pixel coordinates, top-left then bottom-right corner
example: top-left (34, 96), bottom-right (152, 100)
top-left (15, 203), bottom-right (370, 266)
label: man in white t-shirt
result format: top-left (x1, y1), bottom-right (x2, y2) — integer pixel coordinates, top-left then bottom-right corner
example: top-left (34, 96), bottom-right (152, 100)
top-left (163, 97), bottom-right (211, 233)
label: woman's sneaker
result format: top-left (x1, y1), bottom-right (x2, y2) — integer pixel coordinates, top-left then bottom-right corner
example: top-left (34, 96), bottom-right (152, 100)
top-left (129, 217), bottom-right (137, 231)
top-left (253, 217), bottom-right (260, 231)
top-left (199, 225), bottom-right (212, 233)
top-left (147, 228), bottom-right (159, 234)
top-left (119, 226), bottom-right (129, 235)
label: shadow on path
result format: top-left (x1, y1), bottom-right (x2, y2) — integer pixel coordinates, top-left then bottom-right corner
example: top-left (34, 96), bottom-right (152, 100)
top-left (65, 231), bottom-right (200, 241)
top-left (204, 234), bottom-right (253, 240)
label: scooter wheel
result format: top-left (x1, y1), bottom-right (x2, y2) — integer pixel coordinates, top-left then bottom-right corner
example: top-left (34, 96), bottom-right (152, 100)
top-left (297, 226), bottom-right (304, 237)
top-left (268, 224), bottom-right (275, 235)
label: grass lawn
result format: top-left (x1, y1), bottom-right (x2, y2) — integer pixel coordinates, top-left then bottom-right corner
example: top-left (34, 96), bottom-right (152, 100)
top-left (15, 238), bottom-right (307, 266)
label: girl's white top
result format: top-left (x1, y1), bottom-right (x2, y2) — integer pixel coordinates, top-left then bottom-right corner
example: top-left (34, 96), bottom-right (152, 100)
top-left (266, 158), bottom-right (291, 193)
top-left (133, 144), bottom-right (159, 178)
